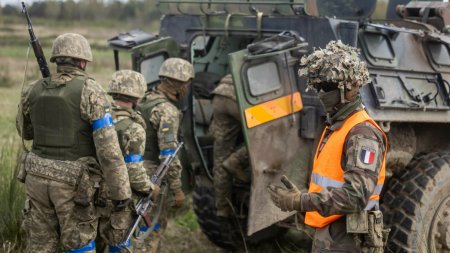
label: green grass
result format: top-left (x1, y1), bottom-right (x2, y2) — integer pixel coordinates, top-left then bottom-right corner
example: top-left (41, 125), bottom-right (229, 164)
top-left (0, 139), bottom-right (26, 252)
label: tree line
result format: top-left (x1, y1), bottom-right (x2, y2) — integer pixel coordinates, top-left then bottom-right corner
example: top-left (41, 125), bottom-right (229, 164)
top-left (2, 0), bottom-right (160, 23)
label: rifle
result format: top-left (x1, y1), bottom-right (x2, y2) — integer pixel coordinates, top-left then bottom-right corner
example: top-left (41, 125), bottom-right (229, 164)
top-left (119, 142), bottom-right (184, 249)
top-left (21, 2), bottom-right (50, 78)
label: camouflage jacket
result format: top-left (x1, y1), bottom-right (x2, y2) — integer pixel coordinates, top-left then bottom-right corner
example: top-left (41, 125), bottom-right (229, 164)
top-left (212, 74), bottom-right (235, 101)
top-left (112, 104), bottom-right (154, 193)
top-left (300, 98), bottom-right (386, 216)
top-left (141, 89), bottom-right (183, 191)
top-left (16, 64), bottom-right (131, 200)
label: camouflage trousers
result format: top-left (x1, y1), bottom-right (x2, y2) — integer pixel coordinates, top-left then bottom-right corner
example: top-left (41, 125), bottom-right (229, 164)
top-left (312, 217), bottom-right (377, 253)
top-left (96, 203), bottom-right (133, 253)
top-left (23, 174), bottom-right (97, 253)
top-left (210, 95), bottom-right (249, 217)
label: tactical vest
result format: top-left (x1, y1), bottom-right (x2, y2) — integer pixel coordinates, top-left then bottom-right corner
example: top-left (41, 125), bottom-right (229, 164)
top-left (112, 108), bottom-right (145, 155)
top-left (136, 96), bottom-right (168, 163)
top-left (28, 76), bottom-right (96, 161)
top-left (305, 110), bottom-right (387, 228)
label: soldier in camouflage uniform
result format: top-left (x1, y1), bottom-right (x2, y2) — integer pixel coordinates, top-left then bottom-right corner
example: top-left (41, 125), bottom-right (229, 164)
top-left (97, 70), bottom-right (160, 252)
top-left (16, 33), bottom-right (132, 253)
top-left (268, 40), bottom-right (388, 253)
top-left (135, 58), bottom-right (194, 253)
top-left (209, 74), bottom-right (250, 218)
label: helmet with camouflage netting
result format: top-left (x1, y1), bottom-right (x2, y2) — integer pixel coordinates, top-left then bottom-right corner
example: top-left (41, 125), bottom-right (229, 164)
top-left (108, 70), bottom-right (146, 99)
top-left (50, 33), bottom-right (93, 62)
top-left (159, 58), bottom-right (195, 83)
top-left (298, 40), bottom-right (369, 92)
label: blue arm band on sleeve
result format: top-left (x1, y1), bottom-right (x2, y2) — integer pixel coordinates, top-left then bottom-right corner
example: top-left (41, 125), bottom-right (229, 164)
top-left (124, 154), bottom-right (143, 163)
top-left (92, 113), bottom-right (113, 132)
top-left (68, 241), bottom-right (96, 252)
top-left (160, 149), bottom-right (176, 156)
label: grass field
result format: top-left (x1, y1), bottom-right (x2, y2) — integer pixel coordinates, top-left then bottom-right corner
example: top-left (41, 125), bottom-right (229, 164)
top-left (0, 15), bottom-right (309, 253)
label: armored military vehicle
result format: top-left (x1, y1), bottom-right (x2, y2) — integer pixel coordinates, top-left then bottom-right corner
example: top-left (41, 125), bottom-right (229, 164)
top-left (108, 0), bottom-right (450, 252)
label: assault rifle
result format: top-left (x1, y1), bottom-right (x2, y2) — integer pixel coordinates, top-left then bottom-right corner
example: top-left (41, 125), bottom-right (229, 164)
top-left (21, 2), bottom-right (50, 78)
top-left (119, 142), bottom-right (184, 249)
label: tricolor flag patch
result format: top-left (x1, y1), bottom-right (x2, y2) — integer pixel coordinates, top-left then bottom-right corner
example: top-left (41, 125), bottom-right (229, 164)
top-left (360, 147), bottom-right (376, 165)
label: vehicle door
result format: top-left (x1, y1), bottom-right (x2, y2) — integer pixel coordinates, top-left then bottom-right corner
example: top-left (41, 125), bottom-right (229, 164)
top-left (228, 43), bottom-right (320, 236)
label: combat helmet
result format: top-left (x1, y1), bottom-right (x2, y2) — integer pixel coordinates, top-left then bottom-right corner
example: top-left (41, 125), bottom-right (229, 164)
top-left (50, 33), bottom-right (93, 62)
top-left (159, 58), bottom-right (195, 83)
top-left (298, 40), bottom-right (369, 92)
top-left (108, 70), bottom-right (146, 99)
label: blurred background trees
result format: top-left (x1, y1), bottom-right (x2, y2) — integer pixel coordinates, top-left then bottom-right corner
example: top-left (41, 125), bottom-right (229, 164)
top-left (1, 0), bottom-right (160, 25)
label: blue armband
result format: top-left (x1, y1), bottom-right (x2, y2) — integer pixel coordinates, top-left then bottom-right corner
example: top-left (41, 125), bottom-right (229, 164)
top-left (160, 149), bottom-right (176, 156)
top-left (68, 241), bottom-right (96, 253)
top-left (124, 154), bottom-right (143, 163)
top-left (92, 113), bottom-right (113, 132)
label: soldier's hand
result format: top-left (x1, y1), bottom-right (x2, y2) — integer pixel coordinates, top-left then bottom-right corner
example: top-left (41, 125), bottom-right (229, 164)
top-left (150, 185), bottom-right (161, 201)
top-left (267, 175), bottom-right (302, 212)
top-left (172, 189), bottom-right (185, 208)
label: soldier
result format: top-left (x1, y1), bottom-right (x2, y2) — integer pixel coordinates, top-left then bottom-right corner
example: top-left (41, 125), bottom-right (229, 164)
top-left (97, 70), bottom-right (160, 252)
top-left (209, 74), bottom-right (250, 219)
top-left (135, 57), bottom-right (194, 253)
top-left (16, 33), bottom-right (132, 253)
top-left (268, 40), bottom-right (388, 252)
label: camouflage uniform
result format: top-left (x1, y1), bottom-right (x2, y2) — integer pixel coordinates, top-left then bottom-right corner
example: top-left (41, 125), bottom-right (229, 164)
top-left (209, 74), bottom-right (249, 217)
top-left (17, 34), bottom-right (131, 253)
top-left (269, 41), bottom-right (387, 253)
top-left (135, 58), bottom-right (194, 253)
top-left (97, 70), bottom-right (154, 252)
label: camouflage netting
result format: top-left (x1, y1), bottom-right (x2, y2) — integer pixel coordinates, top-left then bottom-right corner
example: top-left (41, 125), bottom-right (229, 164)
top-left (50, 33), bottom-right (93, 62)
top-left (108, 69), bottom-right (146, 99)
top-left (159, 58), bottom-right (195, 82)
top-left (298, 40), bottom-right (369, 92)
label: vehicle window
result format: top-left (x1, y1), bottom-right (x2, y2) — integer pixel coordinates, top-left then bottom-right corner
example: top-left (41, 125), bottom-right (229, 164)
top-left (363, 33), bottom-right (394, 60)
top-left (427, 42), bottom-right (450, 66)
top-left (140, 54), bottom-right (165, 84)
top-left (192, 36), bottom-right (214, 57)
top-left (247, 61), bottom-right (281, 96)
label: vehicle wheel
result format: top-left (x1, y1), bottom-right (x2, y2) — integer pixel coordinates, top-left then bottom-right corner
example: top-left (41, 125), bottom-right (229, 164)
top-left (192, 175), bottom-right (287, 250)
top-left (381, 151), bottom-right (450, 253)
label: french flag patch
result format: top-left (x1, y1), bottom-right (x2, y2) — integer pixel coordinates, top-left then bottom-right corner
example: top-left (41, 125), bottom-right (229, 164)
top-left (360, 147), bottom-right (376, 164)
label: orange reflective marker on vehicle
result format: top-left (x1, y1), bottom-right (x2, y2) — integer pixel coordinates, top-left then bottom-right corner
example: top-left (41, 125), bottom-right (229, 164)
top-left (244, 92), bottom-right (303, 128)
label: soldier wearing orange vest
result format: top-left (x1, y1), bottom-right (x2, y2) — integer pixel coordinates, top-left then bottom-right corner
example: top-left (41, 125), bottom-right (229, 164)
top-left (268, 40), bottom-right (388, 252)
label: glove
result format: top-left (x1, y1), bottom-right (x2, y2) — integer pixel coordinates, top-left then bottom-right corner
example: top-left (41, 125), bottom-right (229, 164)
top-left (172, 189), bottom-right (185, 208)
top-left (150, 185), bottom-right (161, 201)
top-left (112, 198), bottom-right (131, 211)
top-left (267, 175), bottom-right (302, 212)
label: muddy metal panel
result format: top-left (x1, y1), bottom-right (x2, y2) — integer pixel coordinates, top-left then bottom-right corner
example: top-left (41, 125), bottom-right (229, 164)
top-left (229, 48), bottom-right (315, 235)
top-left (160, 15), bottom-right (359, 51)
top-left (359, 23), bottom-right (450, 123)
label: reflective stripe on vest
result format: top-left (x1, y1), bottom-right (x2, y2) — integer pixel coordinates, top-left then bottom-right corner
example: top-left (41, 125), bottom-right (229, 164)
top-left (305, 110), bottom-right (388, 228)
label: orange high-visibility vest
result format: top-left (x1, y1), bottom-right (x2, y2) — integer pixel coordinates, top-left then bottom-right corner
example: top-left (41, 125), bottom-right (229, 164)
top-left (304, 110), bottom-right (387, 228)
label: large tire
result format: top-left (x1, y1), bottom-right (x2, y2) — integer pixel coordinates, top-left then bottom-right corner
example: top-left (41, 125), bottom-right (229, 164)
top-left (381, 152), bottom-right (450, 253)
top-left (192, 175), bottom-right (287, 250)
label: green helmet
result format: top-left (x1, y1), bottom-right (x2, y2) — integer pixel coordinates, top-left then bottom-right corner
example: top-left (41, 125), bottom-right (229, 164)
top-left (159, 58), bottom-right (195, 82)
top-left (50, 33), bottom-right (93, 63)
top-left (298, 40), bottom-right (369, 92)
top-left (108, 70), bottom-right (146, 99)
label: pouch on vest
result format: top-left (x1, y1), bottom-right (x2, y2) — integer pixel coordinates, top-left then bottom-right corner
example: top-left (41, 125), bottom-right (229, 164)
top-left (364, 210), bottom-right (390, 250)
top-left (16, 150), bottom-right (29, 183)
top-left (346, 211), bottom-right (368, 234)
